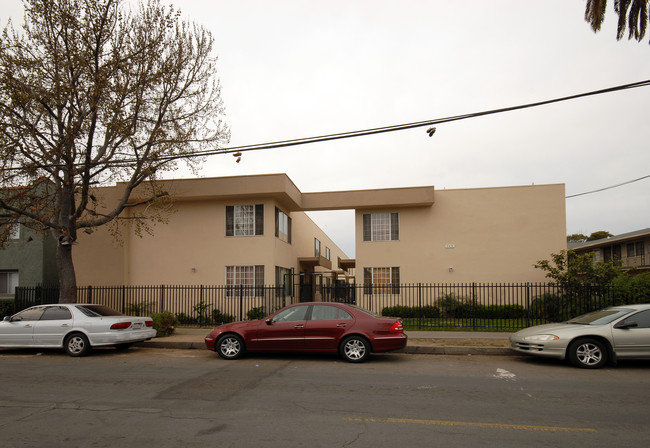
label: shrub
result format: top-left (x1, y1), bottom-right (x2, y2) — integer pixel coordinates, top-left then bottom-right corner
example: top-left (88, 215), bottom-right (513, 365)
top-left (212, 308), bottom-right (235, 325)
top-left (0, 299), bottom-right (14, 319)
top-left (127, 301), bottom-right (155, 315)
top-left (530, 293), bottom-right (566, 322)
top-left (247, 306), bottom-right (267, 320)
top-left (175, 312), bottom-right (196, 325)
top-left (610, 272), bottom-right (650, 305)
top-left (435, 294), bottom-right (473, 318)
top-left (150, 311), bottom-right (178, 337)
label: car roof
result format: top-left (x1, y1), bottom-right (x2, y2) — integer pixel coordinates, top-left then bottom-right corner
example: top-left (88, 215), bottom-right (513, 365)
top-left (609, 303), bottom-right (650, 311)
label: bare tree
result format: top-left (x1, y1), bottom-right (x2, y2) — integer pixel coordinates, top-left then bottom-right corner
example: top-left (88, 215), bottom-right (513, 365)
top-left (0, 0), bottom-right (229, 302)
top-left (585, 0), bottom-right (650, 42)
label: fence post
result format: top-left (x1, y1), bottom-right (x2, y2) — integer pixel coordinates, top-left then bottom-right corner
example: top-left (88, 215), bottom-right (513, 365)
top-left (239, 284), bottom-right (244, 322)
top-left (417, 283), bottom-right (422, 330)
top-left (526, 283), bottom-right (530, 328)
top-left (86, 285), bottom-right (93, 304)
top-left (471, 282), bottom-right (477, 330)
top-left (199, 284), bottom-right (204, 327)
top-left (121, 285), bottom-right (126, 313)
top-left (160, 284), bottom-right (165, 314)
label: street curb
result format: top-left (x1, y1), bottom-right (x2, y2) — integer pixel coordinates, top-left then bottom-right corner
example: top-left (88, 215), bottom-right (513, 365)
top-left (402, 346), bottom-right (515, 356)
top-left (139, 340), bottom-right (516, 356)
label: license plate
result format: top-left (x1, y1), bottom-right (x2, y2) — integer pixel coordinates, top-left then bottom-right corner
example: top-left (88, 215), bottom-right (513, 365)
top-left (131, 322), bottom-right (143, 329)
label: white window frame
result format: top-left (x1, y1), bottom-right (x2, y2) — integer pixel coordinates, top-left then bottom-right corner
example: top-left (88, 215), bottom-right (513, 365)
top-left (226, 204), bottom-right (264, 237)
top-left (275, 207), bottom-right (291, 243)
top-left (225, 265), bottom-right (264, 297)
top-left (362, 213), bottom-right (399, 242)
top-left (363, 267), bottom-right (400, 295)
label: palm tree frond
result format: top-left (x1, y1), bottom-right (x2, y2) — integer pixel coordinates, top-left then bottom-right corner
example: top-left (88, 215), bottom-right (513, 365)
top-left (586, 0), bottom-right (608, 32)
top-left (615, 0), bottom-right (633, 40)
top-left (626, 0), bottom-right (648, 41)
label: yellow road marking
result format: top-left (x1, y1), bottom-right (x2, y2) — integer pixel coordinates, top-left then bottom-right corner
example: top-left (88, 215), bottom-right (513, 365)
top-left (343, 417), bottom-right (596, 433)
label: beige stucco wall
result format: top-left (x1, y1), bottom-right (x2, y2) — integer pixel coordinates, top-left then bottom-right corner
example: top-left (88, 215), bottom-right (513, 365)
top-left (355, 183), bottom-right (566, 284)
top-left (73, 190), bottom-right (348, 286)
top-left (73, 175), bottom-right (566, 287)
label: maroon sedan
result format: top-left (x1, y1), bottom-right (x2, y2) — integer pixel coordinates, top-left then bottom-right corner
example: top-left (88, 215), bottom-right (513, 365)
top-left (204, 302), bottom-right (407, 363)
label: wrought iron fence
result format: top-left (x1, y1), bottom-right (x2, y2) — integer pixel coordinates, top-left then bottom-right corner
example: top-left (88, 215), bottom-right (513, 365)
top-left (12, 282), bottom-right (621, 330)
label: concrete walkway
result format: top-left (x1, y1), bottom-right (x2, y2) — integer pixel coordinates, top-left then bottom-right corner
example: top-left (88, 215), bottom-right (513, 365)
top-left (140, 328), bottom-right (516, 356)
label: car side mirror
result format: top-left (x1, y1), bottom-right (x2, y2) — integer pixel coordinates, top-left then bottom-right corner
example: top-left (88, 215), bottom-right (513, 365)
top-left (614, 321), bottom-right (638, 329)
top-left (265, 318), bottom-right (273, 325)
top-left (2, 316), bottom-right (10, 322)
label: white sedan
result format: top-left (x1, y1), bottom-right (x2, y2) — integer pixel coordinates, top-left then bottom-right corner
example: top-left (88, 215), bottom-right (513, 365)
top-left (0, 304), bottom-right (156, 356)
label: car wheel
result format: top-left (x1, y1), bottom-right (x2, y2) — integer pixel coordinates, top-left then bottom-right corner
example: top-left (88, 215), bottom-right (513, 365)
top-left (114, 343), bottom-right (134, 351)
top-left (216, 334), bottom-right (245, 360)
top-left (340, 336), bottom-right (370, 363)
top-left (568, 338), bottom-right (607, 369)
top-left (64, 333), bottom-right (91, 357)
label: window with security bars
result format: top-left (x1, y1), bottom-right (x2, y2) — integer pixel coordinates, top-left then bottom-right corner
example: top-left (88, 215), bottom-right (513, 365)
top-left (362, 213), bottom-right (399, 241)
top-left (363, 267), bottom-right (400, 295)
top-left (225, 265), bottom-right (265, 297)
top-left (226, 205), bottom-right (264, 236)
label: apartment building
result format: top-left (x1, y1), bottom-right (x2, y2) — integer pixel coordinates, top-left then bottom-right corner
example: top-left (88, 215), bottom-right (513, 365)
top-left (72, 174), bottom-right (567, 299)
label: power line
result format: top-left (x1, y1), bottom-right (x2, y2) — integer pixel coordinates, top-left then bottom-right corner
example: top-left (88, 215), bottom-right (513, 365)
top-left (151, 77), bottom-right (650, 164)
top-left (4, 78), bottom-right (650, 171)
top-left (566, 174), bottom-right (650, 198)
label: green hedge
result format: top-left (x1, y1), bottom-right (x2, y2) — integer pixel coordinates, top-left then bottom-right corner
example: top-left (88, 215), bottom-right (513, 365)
top-left (381, 303), bottom-right (525, 320)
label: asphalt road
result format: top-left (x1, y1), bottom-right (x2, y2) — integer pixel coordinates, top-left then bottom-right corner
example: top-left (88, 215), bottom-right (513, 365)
top-left (1, 347), bottom-right (649, 447)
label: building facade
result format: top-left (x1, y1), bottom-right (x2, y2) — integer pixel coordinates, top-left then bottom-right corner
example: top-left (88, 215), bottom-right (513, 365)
top-left (73, 174), bottom-right (567, 298)
top-left (0, 222), bottom-right (58, 298)
top-left (571, 228), bottom-right (650, 272)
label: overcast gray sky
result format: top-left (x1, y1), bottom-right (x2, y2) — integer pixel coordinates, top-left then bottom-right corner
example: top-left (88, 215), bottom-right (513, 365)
top-left (4, 1), bottom-right (650, 258)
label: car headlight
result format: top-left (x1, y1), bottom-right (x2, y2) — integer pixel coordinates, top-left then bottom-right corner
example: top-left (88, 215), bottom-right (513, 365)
top-left (524, 334), bottom-right (559, 342)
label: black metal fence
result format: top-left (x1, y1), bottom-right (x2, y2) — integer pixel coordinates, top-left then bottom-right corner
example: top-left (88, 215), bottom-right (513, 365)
top-left (10, 282), bottom-right (625, 331)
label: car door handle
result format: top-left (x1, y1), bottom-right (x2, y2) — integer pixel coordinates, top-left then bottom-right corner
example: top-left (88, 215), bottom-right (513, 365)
top-left (336, 323), bottom-right (347, 327)
top-left (294, 324), bottom-right (304, 329)
top-left (61, 324), bottom-right (70, 327)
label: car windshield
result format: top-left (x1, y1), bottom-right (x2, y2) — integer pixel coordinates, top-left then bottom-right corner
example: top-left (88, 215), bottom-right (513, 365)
top-left (566, 308), bottom-right (634, 326)
top-left (75, 305), bottom-right (124, 317)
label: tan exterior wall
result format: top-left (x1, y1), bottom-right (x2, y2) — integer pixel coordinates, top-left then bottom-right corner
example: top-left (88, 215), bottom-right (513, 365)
top-left (73, 174), bottom-right (566, 288)
top-left (74, 186), bottom-right (348, 286)
top-left (355, 184), bottom-right (566, 284)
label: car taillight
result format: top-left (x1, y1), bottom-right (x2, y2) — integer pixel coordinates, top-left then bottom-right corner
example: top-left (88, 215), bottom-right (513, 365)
top-left (390, 321), bottom-right (404, 333)
top-left (110, 322), bottom-right (131, 330)
top-left (145, 320), bottom-right (154, 327)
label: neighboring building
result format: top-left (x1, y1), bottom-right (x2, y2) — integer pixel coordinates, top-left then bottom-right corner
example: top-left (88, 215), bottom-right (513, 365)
top-left (73, 174), bottom-right (567, 300)
top-left (0, 221), bottom-right (58, 298)
top-left (571, 228), bottom-right (650, 272)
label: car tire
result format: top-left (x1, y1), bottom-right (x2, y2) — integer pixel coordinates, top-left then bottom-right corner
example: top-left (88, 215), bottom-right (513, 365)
top-left (64, 333), bottom-right (91, 357)
top-left (567, 338), bottom-right (607, 369)
top-left (216, 334), bottom-right (245, 360)
top-left (340, 335), bottom-right (370, 363)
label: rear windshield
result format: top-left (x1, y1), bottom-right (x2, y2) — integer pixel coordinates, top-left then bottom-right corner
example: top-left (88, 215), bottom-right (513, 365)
top-left (75, 305), bottom-right (124, 318)
top-left (567, 308), bottom-right (634, 326)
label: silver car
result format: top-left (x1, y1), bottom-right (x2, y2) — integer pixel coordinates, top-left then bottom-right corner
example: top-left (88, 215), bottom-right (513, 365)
top-left (0, 304), bottom-right (156, 356)
top-left (510, 303), bottom-right (650, 368)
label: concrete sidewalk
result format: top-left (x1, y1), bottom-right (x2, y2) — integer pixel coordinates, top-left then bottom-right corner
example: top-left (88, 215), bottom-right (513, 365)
top-left (140, 328), bottom-right (516, 356)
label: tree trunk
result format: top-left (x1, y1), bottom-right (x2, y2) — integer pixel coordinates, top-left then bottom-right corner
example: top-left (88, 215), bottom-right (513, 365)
top-left (56, 242), bottom-right (77, 303)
